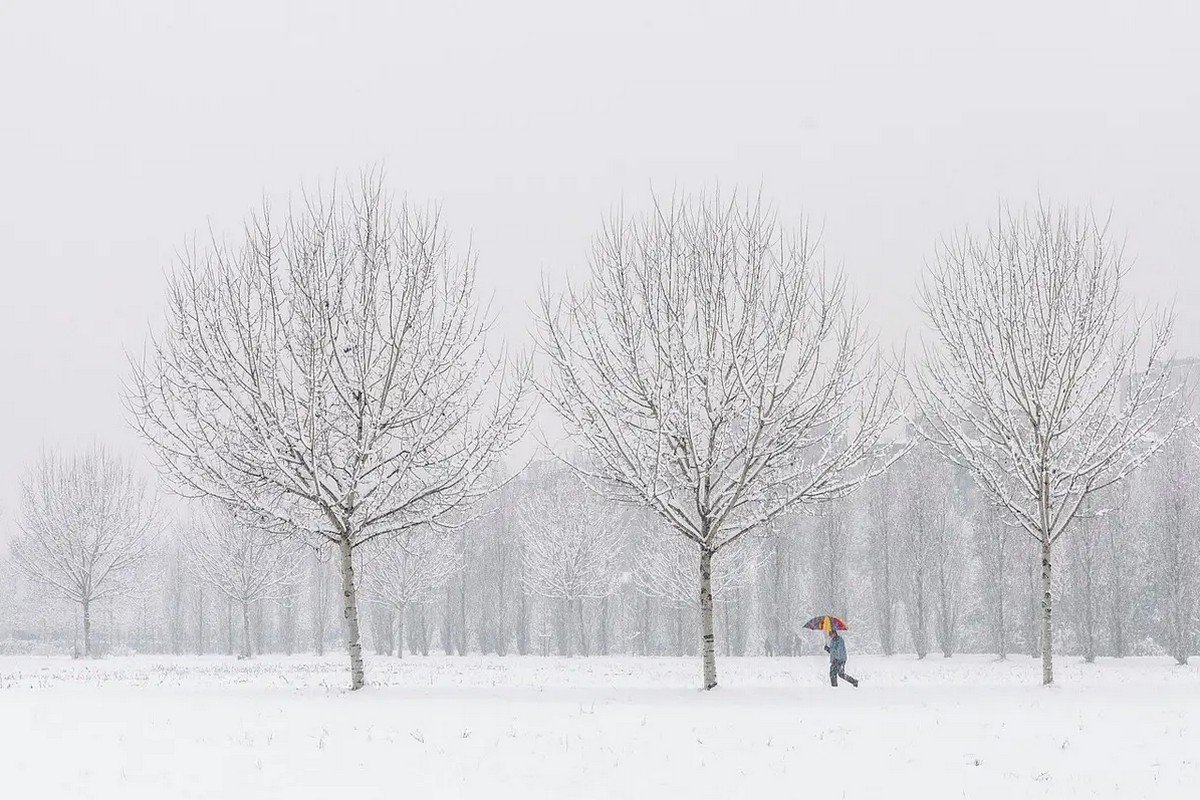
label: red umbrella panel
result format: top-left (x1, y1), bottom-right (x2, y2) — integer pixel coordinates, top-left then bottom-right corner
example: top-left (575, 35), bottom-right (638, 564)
top-left (802, 615), bottom-right (848, 633)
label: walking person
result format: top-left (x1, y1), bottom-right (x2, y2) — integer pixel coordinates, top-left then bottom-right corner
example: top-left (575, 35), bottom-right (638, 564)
top-left (825, 627), bottom-right (859, 688)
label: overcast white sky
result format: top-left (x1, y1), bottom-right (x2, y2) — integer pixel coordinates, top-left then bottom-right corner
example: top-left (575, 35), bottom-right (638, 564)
top-left (1, 0), bottom-right (1197, 526)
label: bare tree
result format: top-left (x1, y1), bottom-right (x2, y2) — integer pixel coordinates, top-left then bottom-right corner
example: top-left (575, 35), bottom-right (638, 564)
top-left (973, 509), bottom-right (1016, 659)
top-left (811, 504), bottom-right (853, 638)
top-left (184, 501), bottom-right (303, 658)
top-left (1140, 435), bottom-right (1199, 664)
top-left (361, 528), bottom-right (462, 657)
top-left (895, 449), bottom-right (942, 658)
top-left (1100, 489), bottom-right (1135, 658)
top-left (127, 173), bottom-right (531, 688)
top-left (890, 444), bottom-right (967, 658)
top-left (11, 445), bottom-right (158, 657)
top-left (537, 191), bottom-right (898, 688)
top-left (1066, 500), bottom-right (1105, 663)
top-left (866, 470), bottom-right (902, 655)
top-left (517, 468), bottom-right (625, 656)
top-left (758, 522), bottom-right (802, 657)
top-left (930, 487), bottom-right (968, 658)
top-left (913, 202), bottom-right (1182, 684)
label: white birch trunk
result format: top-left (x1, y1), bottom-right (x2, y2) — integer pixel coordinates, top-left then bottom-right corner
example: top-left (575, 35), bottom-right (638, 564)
top-left (1040, 538), bottom-right (1053, 686)
top-left (339, 537), bottom-right (366, 690)
top-left (699, 548), bottom-right (717, 690)
top-left (82, 599), bottom-right (92, 658)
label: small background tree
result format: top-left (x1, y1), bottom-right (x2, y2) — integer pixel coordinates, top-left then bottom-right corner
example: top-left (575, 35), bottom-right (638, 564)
top-left (360, 527), bottom-right (462, 657)
top-left (184, 501), bottom-right (304, 658)
top-left (11, 445), bottom-right (158, 657)
top-left (517, 467), bottom-right (625, 657)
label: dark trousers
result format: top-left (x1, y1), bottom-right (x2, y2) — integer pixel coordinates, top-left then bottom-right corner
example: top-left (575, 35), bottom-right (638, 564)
top-left (830, 659), bottom-right (857, 687)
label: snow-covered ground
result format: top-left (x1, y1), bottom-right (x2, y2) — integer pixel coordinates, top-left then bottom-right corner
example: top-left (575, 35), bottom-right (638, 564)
top-left (3, 653), bottom-right (1197, 799)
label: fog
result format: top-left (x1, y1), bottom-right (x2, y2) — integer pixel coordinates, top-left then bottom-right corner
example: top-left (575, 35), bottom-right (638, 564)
top-left (1, 0), bottom-right (1198, 523)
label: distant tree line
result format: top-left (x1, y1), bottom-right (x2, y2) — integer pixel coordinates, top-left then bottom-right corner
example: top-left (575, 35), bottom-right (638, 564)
top-left (3, 436), bottom-right (1196, 669)
top-left (1, 175), bottom-right (1195, 690)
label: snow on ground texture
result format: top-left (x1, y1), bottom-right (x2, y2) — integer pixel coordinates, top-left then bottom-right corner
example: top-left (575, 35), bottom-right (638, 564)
top-left (2, 654), bottom-right (1197, 799)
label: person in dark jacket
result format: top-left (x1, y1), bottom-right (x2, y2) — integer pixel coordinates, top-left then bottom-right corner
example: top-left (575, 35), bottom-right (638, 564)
top-left (824, 628), bottom-right (859, 687)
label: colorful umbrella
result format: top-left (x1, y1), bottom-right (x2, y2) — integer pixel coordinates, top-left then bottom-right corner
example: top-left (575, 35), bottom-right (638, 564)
top-left (802, 615), bottom-right (848, 633)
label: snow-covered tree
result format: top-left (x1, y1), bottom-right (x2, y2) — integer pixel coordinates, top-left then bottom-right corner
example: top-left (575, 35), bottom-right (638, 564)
top-left (930, 491), bottom-right (969, 658)
top-left (127, 172), bottom-right (531, 688)
top-left (758, 522), bottom-right (804, 657)
top-left (887, 443), bottom-right (968, 658)
top-left (972, 508), bottom-right (1015, 658)
top-left (538, 191), bottom-right (898, 688)
top-left (361, 528), bottom-right (462, 657)
top-left (10, 445), bottom-right (158, 657)
top-left (1098, 489), bottom-right (1137, 659)
top-left (895, 448), bottom-right (944, 658)
top-left (1065, 499), bottom-right (1105, 663)
top-left (1139, 435), bottom-right (1199, 664)
top-left (811, 504), bottom-right (853, 634)
top-left (913, 202), bottom-right (1182, 684)
top-left (865, 470), bottom-right (903, 655)
top-left (184, 501), bottom-right (304, 658)
top-left (518, 468), bottom-right (625, 656)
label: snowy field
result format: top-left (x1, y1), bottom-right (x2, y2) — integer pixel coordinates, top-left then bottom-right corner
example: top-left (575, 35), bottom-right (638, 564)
top-left (3, 653), bottom-right (1197, 799)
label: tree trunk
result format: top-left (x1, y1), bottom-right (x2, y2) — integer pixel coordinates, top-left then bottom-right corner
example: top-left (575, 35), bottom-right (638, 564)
top-left (457, 561), bottom-right (468, 656)
top-left (313, 555), bottom-right (327, 656)
top-left (395, 604), bottom-right (405, 659)
top-left (495, 538), bottom-right (509, 657)
top-left (283, 590), bottom-right (295, 656)
top-left (516, 591), bottom-right (529, 655)
top-left (442, 587), bottom-right (454, 655)
top-left (172, 571), bottom-right (183, 655)
top-left (640, 594), bottom-right (653, 656)
top-left (227, 599), bottom-right (235, 655)
top-left (914, 571), bottom-right (928, 659)
top-left (996, 550), bottom-right (1007, 659)
top-left (1107, 528), bottom-right (1126, 658)
top-left (576, 598), bottom-right (589, 657)
top-left (699, 548), bottom-right (718, 690)
top-left (673, 606), bottom-right (685, 656)
top-left (241, 601), bottom-right (252, 659)
top-left (255, 600), bottom-right (266, 655)
top-left (721, 600), bottom-right (731, 657)
top-left (1082, 568), bottom-right (1096, 664)
top-left (1041, 537), bottom-right (1053, 685)
top-left (417, 606), bottom-right (431, 656)
top-left (558, 599), bottom-right (573, 656)
top-left (197, 584), bottom-right (206, 655)
top-left (598, 597), bottom-right (610, 655)
top-left (1171, 587), bottom-right (1188, 666)
top-left (82, 599), bottom-right (92, 658)
top-left (338, 536), bottom-right (366, 690)
top-left (937, 568), bottom-right (954, 657)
